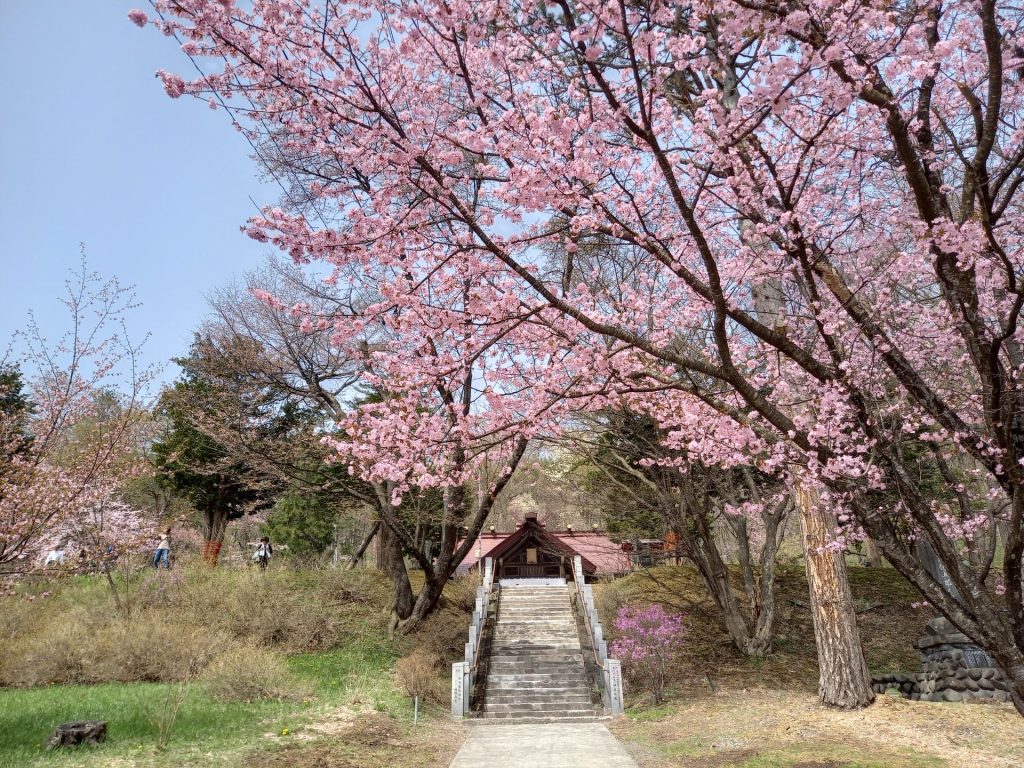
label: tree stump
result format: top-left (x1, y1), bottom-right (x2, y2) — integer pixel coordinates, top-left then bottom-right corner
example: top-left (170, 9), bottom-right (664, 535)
top-left (45, 721), bottom-right (107, 750)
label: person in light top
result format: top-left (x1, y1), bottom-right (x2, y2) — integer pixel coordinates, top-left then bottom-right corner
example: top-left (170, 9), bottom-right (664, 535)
top-left (253, 536), bottom-right (273, 570)
top-left (152, 529), bottom-right (171, 569)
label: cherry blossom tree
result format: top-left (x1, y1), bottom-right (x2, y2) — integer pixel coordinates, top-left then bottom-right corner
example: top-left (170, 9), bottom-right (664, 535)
top-left (1, 258), bottom-right (151, 575)
top-left (139, 0), bottom-right (1024, 710)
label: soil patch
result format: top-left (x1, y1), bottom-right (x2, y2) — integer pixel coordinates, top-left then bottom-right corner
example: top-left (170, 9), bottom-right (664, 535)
top-left (259, 713), bottom-right (466, 768)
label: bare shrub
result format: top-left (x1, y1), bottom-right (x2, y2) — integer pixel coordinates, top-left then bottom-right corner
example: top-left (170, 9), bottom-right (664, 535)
top-left (0, 596), bottom-right (37, 644)
top-left (396, 649), bottom-right (442, 702)
top-left (1, 611), bottom-right (98, 686)
top-left (443, 576), bottom-right (478, 613)
top-left (0, 606), bottom-right (232, 686)
top-left (317, 567), bottom-right (385, 606)
top-left (200, 646), bottom-right (313, 703)
top-left (594, 581), bottom-right (623, 628)
top-left (145, 681), bottom-right (191, 751)
top-left (97, 617), bottom-right (233, 682)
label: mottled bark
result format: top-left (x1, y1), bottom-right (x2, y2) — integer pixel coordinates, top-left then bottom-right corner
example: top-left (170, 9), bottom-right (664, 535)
top-left (796, 483), bottom-right (875, 709)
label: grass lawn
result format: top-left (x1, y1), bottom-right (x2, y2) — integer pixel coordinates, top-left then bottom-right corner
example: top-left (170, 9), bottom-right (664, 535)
top-left (0, 640), bottom-right (455, 768)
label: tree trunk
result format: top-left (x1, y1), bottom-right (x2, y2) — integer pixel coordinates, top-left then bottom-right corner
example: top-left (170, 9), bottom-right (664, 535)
top-left (381, 522), bottom-right (414, 631)
top-left (202, 508), bottom-right (228, 567)
top-left (863, 536), bottom-right (883, 568)
top-left (348, 520), bottom-right (380, 570)
top-left (677, 513), bottom-right (773, 657)
top-left (796, 483), bottom-right (875, 708)
top-left (396, 574), bottom-right (446, 634)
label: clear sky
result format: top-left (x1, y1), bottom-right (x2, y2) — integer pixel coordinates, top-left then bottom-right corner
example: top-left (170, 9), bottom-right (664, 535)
top-left (0, 1), bottom-right (278, 383)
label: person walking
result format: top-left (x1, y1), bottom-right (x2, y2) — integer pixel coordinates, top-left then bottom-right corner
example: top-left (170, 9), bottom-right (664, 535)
top-left (253, 536), bottom-right (273, 570)
top-left (152, 529), bottom-right (171, 569)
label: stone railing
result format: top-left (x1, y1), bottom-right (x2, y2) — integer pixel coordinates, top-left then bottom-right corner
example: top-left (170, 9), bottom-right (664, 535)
top-left (451, 556), bottom-right (495, 718)
top-left (571, 555), bottom-right (624, 714)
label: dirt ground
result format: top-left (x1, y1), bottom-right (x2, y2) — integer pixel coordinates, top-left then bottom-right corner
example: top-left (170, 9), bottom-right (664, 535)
top-left (256, 710), bottom-right (467, 768)
top-left (609, 688), bottom-right (1024, 768)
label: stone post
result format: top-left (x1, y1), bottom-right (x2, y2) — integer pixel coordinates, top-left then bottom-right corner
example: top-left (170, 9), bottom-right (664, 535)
top-left (606, 658), bottom-right (624, 714)
top-left (451, 662), bottom-right (468, 718)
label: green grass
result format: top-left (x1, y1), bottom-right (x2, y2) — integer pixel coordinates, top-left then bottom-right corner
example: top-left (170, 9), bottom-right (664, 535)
top-left (0, 680), bottom-right (307, 767)
top-left (287, 639), bottom-right (408, 714)
top-left (0, 641), bottom-right (408, 768)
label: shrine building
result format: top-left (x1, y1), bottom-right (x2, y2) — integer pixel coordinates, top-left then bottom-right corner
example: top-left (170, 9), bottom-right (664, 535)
top-left (455, 512), bottom-right (635, 581)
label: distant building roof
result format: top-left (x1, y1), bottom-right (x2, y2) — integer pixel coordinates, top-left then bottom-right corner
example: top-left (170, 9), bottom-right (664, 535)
top-left (456, 515), bottom-right (633, 577)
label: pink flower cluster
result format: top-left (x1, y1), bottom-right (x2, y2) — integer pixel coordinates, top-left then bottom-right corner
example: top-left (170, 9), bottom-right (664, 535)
top-left (611, 604), bottom-right (686, 664)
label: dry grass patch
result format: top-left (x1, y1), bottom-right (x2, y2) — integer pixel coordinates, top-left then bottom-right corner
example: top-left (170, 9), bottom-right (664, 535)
top-left (610, 688), bottom-right (1023, 768)
top-left (257, 713), bottom-right (466, 768)
top-left (202, 646), bottom-right (314, 703)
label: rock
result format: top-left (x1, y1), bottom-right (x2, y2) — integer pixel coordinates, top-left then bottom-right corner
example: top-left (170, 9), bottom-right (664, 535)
top-left (45, 721), bottom-right (107, 750)
top-left (968, 669), bottom-right (983, 680)
top-left (943, 689), bottom-right (963, 702)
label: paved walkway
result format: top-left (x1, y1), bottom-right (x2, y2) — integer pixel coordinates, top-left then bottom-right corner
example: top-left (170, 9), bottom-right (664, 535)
top-left (448, 722), bottom-right (638, 768)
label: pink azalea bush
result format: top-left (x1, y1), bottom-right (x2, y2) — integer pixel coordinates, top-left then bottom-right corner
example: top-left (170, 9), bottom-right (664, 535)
top-left (611, 604), bottom-right (686, 704)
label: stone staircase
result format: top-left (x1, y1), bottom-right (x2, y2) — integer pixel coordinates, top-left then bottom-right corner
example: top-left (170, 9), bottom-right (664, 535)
top-left (482, 580), bottom-right (603, 721)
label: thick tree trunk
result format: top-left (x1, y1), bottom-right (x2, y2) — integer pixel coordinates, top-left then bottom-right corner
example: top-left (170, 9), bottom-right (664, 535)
top-left (396, 574), bottom-right (445, 635)
top-left (796, 483), bottom-right (875, 708)
top-left (201, 508), bottom-right (228, 567)
top-left (381, 522), bottom-right (414, 630)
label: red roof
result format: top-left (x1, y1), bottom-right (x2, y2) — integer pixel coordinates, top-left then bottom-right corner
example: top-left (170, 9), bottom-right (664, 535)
top-left (455, 529), bottom-right (632, 577)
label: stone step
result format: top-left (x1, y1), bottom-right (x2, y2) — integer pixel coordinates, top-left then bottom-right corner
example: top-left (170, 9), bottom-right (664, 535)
top-left (485, 681), bottom-right (592, 692)
top-left (499, 601), bottom-right (572, 605)
top-left (488, 683), bottom-right (589, 693)
top-left (487, 669), bottom-right (587, 680)
top-left (490, 651), bottom-right (584, 657)
top-left (487, 659), bottom-right (585, 663)
top-left (480, 582), bottom-right (600, 720)
top-left (485, 691), bottom-right (594, 704)
top-left (495, 620), bottom-right (575, 625)
top-left (479, 712), bottom-right (605, 723)
top-left (487, 672), bottom-right (589, 682)
top-left (489, 655), bottom-right (585, 664)
top-left (497, 610), bottom-right (574, 616)
top-left (484, 701), bottom-right (601, 714)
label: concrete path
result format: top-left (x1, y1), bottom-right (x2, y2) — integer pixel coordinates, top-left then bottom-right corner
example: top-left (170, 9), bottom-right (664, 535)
top-left (448, 722), bottom-right (638, 768)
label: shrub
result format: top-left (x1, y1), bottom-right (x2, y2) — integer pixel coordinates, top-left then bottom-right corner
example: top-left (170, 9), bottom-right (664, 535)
top-left (594, 581), bottom-right (623, 628)
top-left (395, 649), bottom-right (442, 702)
top-left (610, 604), bottom-right (686, 704)
top-left (200, 646), bottom-right (313, 703)
top-left (98, 617), bottom-right (233, 682)
top-left (1, 612), bottom-right (98, 686)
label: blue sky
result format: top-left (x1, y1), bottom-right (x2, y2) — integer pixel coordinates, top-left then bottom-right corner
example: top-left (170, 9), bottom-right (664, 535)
top-left (0, 2), bottom-right (278, 383)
